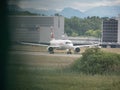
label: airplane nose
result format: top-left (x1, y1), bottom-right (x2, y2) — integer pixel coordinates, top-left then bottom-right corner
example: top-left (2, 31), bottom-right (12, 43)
top-left (68, 44), bottom-right (73, 47)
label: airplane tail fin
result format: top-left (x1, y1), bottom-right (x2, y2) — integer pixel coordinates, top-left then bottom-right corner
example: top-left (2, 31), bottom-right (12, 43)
top-left (50, 26), bottom-right (55, 40)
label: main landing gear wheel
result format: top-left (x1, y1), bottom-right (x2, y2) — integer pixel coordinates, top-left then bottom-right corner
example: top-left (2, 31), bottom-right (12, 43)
top-left (67, 49), bottom-right (72, 54)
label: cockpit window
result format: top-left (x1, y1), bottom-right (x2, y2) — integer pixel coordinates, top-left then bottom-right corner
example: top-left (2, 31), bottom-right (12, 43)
top-left (66, 42), bottom-right (72, 44)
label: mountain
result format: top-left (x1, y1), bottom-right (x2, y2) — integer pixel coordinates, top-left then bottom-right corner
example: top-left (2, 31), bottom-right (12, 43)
top-left (8, 5), bottom-right (24, 12)
top-left (24, 7), bottom-right (84, 17)
top-left (24, 8), bottom-right (58, 16)
top-left (85, 6), bottom-right (120, 17)
top-left (60, 7), bottom-right (85, 18)
top-left (8, 5), bottom-right (59, 16)
top-left (24, 6), bottom-right (120, 18)
top-left (8, 5), bottom-right (120, 18)
top-left (61, 6), bottom-right (120, 17)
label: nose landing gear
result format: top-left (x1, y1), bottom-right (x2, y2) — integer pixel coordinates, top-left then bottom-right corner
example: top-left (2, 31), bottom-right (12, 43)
top-left (66, 49), bottom-right (72, 54)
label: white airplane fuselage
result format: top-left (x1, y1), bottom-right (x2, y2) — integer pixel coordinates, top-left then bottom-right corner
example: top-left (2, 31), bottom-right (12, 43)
top-left (47, 39), bottom-right (81, 54)
top-left (50, 39), bottom-right (73, 50)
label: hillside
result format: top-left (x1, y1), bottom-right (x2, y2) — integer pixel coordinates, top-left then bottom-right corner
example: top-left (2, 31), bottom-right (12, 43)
top-left (8, 5), bottom-right (120, 18)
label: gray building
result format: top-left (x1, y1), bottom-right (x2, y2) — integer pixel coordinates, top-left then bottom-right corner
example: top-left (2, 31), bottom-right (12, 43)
top-left (116, 15), bottom-right (120, 44)
top-left (9, 16), bottom-right (64, 43)
top-left (102, 16), bottom-right (120, 47)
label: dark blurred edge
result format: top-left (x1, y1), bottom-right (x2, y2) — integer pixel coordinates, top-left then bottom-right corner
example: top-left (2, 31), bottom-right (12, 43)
top-left (0, 0), bottom-right (11, 90)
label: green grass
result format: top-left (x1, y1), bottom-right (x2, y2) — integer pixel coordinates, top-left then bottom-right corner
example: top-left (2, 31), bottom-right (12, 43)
top-left (6, 53), bottom-right (120, 90)
top-left (7, 70), bottom-right (120, 90)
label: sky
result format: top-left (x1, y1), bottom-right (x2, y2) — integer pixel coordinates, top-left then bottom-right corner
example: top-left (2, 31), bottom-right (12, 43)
top-left (8, 0), bottom-right (120, 12)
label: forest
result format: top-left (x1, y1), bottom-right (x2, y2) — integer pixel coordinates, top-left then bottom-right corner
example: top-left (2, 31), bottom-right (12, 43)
top-left (64, 16), bottom-right (108, 37)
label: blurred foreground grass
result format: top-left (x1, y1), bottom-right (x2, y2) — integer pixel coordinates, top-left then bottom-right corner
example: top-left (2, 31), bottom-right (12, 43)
top-left (6, 53), bottom-right (120, 90)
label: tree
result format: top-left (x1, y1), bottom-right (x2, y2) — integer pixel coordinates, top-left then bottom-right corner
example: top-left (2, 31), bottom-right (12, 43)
top-left (65, 16), bottom-right (103, 37)
top-left (71, 32), bottom-right (79, 37)
top-left (93, 30), bottom-right (101, 38)
top-left (85, 29), bottom-right (94, 36)
top-left (54, 13), bottom-right (62, 16)
top-left (85, 29), bottom-right (101, 37)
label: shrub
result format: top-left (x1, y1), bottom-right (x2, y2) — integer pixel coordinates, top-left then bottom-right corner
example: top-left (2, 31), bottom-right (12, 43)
top-left (71, 48), bottom-right (120, 75)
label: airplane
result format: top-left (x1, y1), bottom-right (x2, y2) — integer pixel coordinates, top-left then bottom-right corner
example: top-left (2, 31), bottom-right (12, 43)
top-left (20, 28), bottom-right (100, 54)
top-left (47, 30), bottom-right (80, 54)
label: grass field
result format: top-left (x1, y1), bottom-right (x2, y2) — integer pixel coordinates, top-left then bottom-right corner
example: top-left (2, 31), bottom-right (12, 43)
top-left (6, 45), bottom-right (120, 90)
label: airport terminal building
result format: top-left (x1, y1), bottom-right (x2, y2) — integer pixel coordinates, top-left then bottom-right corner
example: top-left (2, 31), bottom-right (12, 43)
top-left (101, 15), bottom-right (120, 48)
top-left (9, 16), bottom-right (64, 43)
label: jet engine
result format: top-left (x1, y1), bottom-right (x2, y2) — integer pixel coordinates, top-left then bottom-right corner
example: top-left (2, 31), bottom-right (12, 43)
top-left (47, 47), bottom-right (54, 54)
top-left (74, 47), bottom-right (80, 53)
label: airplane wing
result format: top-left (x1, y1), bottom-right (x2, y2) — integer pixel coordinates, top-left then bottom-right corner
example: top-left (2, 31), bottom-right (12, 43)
top-left (19, 42), bottom-right (49, 46)
top-left (74, 43), bottom-right (100, 48)
top-left (47, 44), bottom-right (60, 47)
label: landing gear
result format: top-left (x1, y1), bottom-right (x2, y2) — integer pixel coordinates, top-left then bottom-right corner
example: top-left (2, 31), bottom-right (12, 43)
top-left (66, 49), bottom-right (72, 54)
top-left (49, 51), bottom-right (54, 54)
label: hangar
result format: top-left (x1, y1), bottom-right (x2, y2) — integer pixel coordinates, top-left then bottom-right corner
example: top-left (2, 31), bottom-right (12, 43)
top-left (9, 16), bottom-right (64, 43)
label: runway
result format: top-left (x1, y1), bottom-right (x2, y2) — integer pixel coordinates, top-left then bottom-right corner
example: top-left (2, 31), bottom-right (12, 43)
top-left (10, 51), bottom-right (82, 57)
